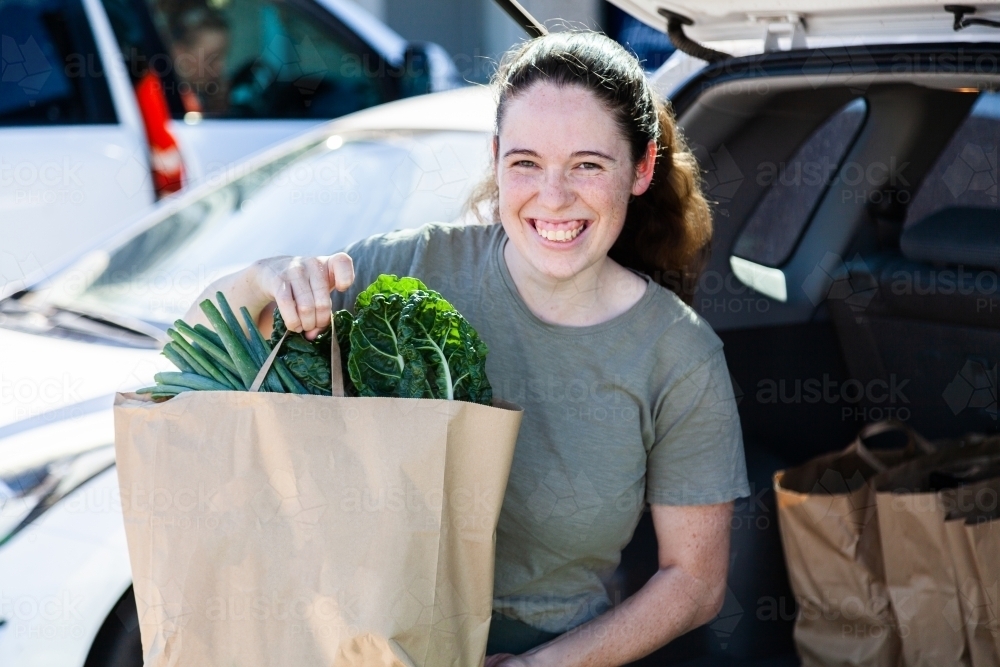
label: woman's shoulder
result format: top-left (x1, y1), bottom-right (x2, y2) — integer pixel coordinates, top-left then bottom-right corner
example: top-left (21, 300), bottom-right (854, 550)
top-left (346, 221), bottom-right (502, 264)
top-left (641, 280), bottom-right (725, 373)
top-left (338, 222), bottom-right (502, 309)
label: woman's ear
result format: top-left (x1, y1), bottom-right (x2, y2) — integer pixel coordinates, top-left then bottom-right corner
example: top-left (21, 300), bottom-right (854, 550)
top-left (631, 139), bottom-right (658, 197)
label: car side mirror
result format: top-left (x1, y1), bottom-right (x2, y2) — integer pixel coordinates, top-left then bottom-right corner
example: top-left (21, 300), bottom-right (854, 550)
top-left (400, 41), bottom-right (463, 97)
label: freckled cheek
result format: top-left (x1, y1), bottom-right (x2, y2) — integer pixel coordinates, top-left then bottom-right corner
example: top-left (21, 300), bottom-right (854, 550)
top-left (498, 175), bottom-right (537, 215)
top-left (578, 182), bottom-right (629, 221)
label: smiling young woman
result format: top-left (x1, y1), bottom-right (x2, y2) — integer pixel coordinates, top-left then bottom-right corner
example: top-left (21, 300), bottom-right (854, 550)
top-left (185, 30), bottom-right (750, 667)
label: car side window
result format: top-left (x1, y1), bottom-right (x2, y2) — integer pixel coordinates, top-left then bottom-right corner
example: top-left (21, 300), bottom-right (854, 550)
top-left (138, 0), bottom-right (390, 119)
top-left (0, 0), bottom-right (117, 125)
top-left (904, 91), bottom-right (999, 226)
top-left (732, 98), bottom-right (868, 267)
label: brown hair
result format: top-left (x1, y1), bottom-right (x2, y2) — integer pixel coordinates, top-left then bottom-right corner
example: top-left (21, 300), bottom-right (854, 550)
top-left (467, 31), bottom-right (712, 303)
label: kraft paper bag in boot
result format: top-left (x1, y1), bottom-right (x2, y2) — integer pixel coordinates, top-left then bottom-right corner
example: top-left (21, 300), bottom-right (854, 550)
top-left (942, 478), bottom-right (1000, 667)
top-left (966, 506), bottom-right (1000, 664)
top-left (873, 436), bottom-right (1000, 667)
top-left (114, 322), bottom-right (523, 667)
top-left (774, 420), bottom-right (934, 667)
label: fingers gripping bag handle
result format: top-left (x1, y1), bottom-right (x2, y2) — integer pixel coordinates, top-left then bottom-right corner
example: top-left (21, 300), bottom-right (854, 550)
top-left (249, 314), bottom-right (345, 396)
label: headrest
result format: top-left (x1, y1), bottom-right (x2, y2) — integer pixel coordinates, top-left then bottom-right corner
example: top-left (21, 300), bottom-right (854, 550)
top-left (900, 207), bottom-right (999, 270)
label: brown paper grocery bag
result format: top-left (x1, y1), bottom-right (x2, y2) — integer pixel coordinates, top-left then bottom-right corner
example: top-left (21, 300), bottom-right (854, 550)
top-left (873, 437), bottom-right (1000, 667)
top-left (774, 420), bottom-right (933, 667)
top-left (966, 509), bottom-right (1000, 664)
top-left (942, 481), bottom-right (1000, 667)
top-left (114, 327), bottom-right (522, 667)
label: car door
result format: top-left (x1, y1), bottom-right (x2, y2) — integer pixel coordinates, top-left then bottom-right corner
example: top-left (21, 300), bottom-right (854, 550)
top-left (98, 0), bottom-right (399, 185)
top-left (0, 0), bottom-right (153, 298)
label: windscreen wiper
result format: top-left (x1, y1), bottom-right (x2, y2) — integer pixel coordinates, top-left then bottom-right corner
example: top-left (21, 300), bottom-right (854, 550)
top-left (0, 298), bottom-right (164, 347)
top-left (49, 305), bottom-right (167, 344)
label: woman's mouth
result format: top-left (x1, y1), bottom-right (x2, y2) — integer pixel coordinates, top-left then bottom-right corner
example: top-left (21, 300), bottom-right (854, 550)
top-left (529, 219), bottom-right (589, 244)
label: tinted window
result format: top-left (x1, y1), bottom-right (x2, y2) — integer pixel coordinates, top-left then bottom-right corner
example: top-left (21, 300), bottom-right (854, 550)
top-left (732, 98), bottom-right (868, 267)
top-left (0, 0), bottom-right (116, 125)
top-left (905, 92), bottom-right (999, 226)
top-left (102, 0), bottom-right (391, 120)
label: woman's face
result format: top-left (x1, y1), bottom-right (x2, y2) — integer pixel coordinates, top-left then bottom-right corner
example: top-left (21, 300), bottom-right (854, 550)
top-left (494, 81), bottom-right (655, 282)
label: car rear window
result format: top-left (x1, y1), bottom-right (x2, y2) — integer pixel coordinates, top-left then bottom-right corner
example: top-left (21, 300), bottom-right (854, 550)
top-left (904, 91), bottom-right (999, 227)
top-left (0, 0), bottom-right (117, 125)
top-left (731, 98), bottom-right (868, 268)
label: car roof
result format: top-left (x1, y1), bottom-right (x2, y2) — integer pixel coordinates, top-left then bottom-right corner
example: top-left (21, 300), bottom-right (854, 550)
top-left (326, 84), bottom-right (495, 133)
top-left (611, 0), bottom-right (1000, 51)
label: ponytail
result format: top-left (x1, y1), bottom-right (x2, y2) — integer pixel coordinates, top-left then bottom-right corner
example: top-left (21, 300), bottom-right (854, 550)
top-left (608, 99), bottom-right (712, 304)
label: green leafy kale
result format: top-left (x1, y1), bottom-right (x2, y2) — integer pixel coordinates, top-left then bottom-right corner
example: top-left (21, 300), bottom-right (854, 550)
top-left (397, 291), bottom-right (491, 403)
top-left (346, 275), bottom-right (426, 398)
top-left (271, 308), bottom-right (339, 396)
top-left (270, 274), bottom-right (491, 404)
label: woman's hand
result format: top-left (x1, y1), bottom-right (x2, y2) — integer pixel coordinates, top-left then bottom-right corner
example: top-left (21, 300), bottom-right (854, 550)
top-left (252, 253), bottom-right (354, 340)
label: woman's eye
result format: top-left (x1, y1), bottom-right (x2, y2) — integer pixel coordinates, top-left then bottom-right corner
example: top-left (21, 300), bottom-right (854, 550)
top-left (578, 162), bottom-right (601, 170)
top-left (514, 160), bottom-right (536, 168)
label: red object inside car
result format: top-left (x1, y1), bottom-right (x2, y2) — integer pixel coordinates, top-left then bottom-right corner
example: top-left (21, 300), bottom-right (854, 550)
top-left (134, 71), bottom-right (185, 197)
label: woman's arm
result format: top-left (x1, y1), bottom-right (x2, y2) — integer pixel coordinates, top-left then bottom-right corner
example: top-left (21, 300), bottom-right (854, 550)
top-left (499, 501), bottom-right (733, 667)
top-left (182, 254), bottom-right (355, 339)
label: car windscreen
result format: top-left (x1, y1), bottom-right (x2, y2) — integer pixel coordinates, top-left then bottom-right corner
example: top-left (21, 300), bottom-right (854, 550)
top-left (50, 130), bottom-right (490, 326)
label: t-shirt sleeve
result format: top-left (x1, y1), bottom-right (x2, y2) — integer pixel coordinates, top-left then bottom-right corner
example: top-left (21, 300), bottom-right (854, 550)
top-left (645, 348), bottom-right (751, 505)
top-left (329, 226), bottom-right (431, 312)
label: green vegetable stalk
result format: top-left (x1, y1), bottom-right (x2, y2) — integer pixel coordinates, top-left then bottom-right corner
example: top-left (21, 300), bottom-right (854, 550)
top-left (139, 276), bottom-right (492, 405)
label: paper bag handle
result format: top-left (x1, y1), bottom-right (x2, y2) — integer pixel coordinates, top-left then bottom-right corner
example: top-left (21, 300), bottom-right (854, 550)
top-left (849, 419), bottom-right (935, 472)
top-left (249, 313), bottom-right (345, 396)
top-left (328, 316), bottom-right (345, 397)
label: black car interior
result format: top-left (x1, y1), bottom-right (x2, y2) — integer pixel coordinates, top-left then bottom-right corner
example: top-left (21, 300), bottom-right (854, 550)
top-left (619, 70), bottom-right (999, 666)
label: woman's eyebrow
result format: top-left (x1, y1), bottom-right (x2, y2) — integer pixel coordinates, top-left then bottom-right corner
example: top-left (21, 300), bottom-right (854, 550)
top-left (571, 150), bottom-right (617, 162)
top-left (502, 148), bottom-right (617, 162)
top-left (503, 148), bottom-right (540, 158)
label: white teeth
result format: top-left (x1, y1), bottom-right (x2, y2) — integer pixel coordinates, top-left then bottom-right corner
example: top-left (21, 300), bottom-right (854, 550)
top-left (535, 223), bottom-right (583, 242)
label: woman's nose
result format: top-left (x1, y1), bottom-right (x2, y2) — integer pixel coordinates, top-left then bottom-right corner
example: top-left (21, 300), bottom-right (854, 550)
top-left (535, 169), bottom-right (575, 210)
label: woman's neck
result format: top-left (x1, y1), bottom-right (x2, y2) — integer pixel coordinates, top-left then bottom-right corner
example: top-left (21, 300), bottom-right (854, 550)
top-left (502, 241), bottom-right (648, 327)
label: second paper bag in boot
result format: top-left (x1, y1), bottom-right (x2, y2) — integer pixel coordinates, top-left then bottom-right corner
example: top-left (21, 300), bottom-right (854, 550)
top-left (873, 436), bottom-right (1000, 667)
top-left (114, 328), bottom-right (523, 667)
top-left (941, 477), bottom-right (1000, 667)
top-left (965, 504), bottom-right (1000, 664)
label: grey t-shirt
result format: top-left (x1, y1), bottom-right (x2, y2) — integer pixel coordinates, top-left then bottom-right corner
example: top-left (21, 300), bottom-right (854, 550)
top-left (332, 221), bottom-right (751, 633)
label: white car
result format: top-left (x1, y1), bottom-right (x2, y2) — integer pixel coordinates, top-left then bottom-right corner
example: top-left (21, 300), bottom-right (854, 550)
top-left (2, 0), bottom-right (1000, 665)
top-left (0, 83), bottom-right (496, 667)
top-left (0, 0), bottom-right (460, 300)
